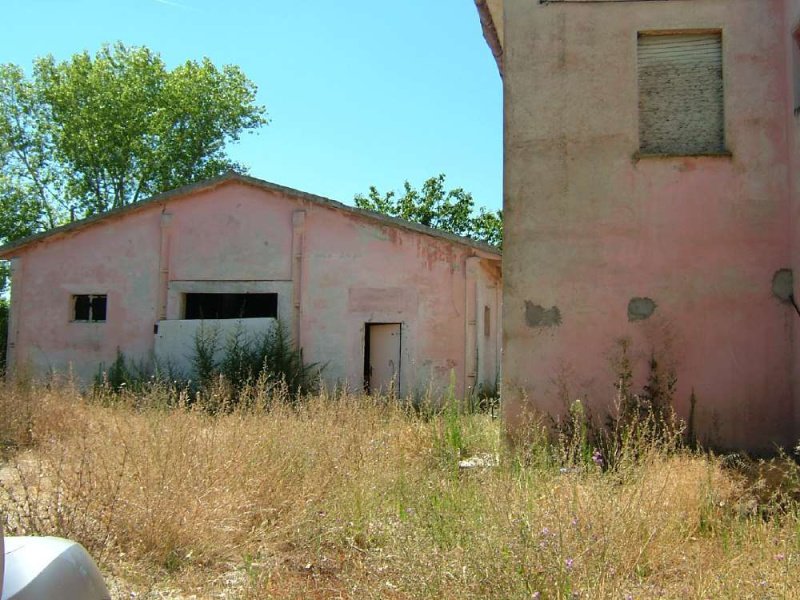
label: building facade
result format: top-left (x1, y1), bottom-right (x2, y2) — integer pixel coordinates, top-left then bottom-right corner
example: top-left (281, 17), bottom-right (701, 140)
top-left (0, 173), bottom-right (502, 397)
top-left (477, 0), bottom-right (800, 450)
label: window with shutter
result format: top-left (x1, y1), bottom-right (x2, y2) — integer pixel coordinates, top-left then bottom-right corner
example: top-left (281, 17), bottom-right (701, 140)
top-left (638, 32), bottom-right (725, 155)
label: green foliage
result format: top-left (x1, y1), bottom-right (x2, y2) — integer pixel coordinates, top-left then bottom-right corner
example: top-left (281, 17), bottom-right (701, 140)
top-left (95, 320), bottom-right (321, 406)
top-left (191, 323), bottom-right (220, 389)
top-left (93, 348), bottom-right (151, 393)
top-left (354, 174), bottom-right (503, 247)
top-left (438, 373), bottom-right (467, 463)
top-left (215, 320), bottom-right (320, 398)
top-left (0, 42), bottom-right (266, 245)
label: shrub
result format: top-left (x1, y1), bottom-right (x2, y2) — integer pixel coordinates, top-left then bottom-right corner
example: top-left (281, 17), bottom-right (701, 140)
top-left (94, 319), bottom-right (321, 407)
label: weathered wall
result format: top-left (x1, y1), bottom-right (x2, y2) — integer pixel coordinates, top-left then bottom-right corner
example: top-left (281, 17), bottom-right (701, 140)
top-left (787, 0), bottom-right (800, 441)
top-left (503, 0), bottom-right (794, 450)
top-left (6, 180), bottom-right (501, 396)
top-left (9, 207), bottom-right (162, 380)
top-left (487, 0), bottom-right (504, 48)
top-left (298, 199), bottom-right (493, 396)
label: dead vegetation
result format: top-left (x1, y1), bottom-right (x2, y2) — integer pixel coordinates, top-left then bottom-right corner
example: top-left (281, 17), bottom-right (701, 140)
top-left (0, 380), bottom-right (799, 599)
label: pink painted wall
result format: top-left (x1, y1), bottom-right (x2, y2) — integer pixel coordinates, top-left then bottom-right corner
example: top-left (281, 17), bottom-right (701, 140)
top-left (4, 179), bottom-right (501, 397)
top-left (502, 0), bottom-right (795, 451)
top-left (302, 204), bottom-right (468, 394)
top-left (787, 0), bottom-right (800, 442)
top-left (9, 207), bottom-right (162, 379)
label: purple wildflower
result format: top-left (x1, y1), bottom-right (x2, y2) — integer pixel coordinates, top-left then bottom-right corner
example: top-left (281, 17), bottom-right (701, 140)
top-left (591, 448), bottom-right (604, 468)
top-left (565, 557), bottom-right (574, 570)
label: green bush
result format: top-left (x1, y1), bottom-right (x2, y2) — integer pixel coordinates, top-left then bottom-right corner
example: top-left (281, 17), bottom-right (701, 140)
top-left (94, 319), bottom-right (321, 406)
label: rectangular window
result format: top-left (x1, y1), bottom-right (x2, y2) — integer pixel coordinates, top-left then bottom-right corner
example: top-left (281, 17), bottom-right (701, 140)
top-left (638, 31), bottom-right (725, 155)
top-left (184, 293), bottom-right (278, 320)
top-left (484, 305), bottom-right (491, 337)
top-left (72, 294), bottom-right (107, 322)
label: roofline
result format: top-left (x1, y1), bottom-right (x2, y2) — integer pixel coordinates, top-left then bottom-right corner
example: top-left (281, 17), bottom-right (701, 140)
top-left (475, 0), bottom-right (504, 77)
top-left (0, 172), bottom-right (502, 259)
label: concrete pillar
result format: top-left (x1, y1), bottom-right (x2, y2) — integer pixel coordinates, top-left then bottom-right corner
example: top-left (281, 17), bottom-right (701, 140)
top-left (292, 210), bottom-right (306, 349)
top-left (6, 257), bottom-right (22, 377)
top-left (465, 256), bottom-right (480, 396)
top-left (157, 212), bottom-right (173, 322)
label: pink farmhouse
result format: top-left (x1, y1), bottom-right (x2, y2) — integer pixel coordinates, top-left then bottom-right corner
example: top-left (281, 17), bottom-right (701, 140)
top-left (0, 173), bottom-right (502, 397)
top-left (476, 0), bottom-right (800, 451)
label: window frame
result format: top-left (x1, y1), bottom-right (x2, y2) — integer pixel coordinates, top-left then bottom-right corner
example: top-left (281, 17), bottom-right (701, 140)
top-left (71, 294), bottom-right (107, 323)
top-left (182, 292), bottom-right (279, 320)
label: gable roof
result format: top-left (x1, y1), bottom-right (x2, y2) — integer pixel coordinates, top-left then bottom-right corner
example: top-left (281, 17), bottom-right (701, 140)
top-left (475, 0), bottom-right (504, 76)
top-left (0, 172), bottom-right (501, 259)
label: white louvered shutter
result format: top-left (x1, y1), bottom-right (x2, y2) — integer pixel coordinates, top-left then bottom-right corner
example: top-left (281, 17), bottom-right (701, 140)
top-left (638, 33), bottom-right (725, 155)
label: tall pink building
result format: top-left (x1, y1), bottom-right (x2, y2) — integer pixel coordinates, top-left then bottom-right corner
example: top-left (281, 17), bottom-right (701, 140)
top-left (476, 0), bottom-right (800, 450)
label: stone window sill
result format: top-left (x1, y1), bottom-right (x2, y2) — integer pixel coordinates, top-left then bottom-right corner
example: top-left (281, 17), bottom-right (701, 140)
top-left (634, 150), bottom-right (733, 161)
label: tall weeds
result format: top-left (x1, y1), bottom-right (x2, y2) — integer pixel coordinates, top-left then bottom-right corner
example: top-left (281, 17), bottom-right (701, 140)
top-left (0, 380), bottom-right (797, 599)
top-left (95, 319), bottom-right (321, 406)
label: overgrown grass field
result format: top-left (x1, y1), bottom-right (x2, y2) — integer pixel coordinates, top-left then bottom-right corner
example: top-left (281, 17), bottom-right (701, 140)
top-left (0, 380), bottom-right (799, 599)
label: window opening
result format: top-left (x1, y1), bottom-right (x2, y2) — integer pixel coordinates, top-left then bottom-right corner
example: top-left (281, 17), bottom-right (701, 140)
top-left (638, 31), bottom-right (725, 155)
top-left (184, 293), bottom-right (278, 320)
top-left (484, 305), bottom-right (491, 337)
top-left (73, 294), bottom-right (107, 322)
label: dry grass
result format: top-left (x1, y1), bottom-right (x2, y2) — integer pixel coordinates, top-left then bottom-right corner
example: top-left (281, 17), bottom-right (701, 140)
top-left (1, 381), bottom-right (799, 599)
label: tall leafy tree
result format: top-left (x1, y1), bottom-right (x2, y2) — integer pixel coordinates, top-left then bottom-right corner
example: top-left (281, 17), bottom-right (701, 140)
top-left (0, 42), bottom-right (267, 232)
top-left (355, 174), bottom-right (503, 247)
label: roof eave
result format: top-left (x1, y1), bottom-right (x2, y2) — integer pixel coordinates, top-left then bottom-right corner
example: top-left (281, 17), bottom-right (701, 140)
top-left (475, 0), bottom-right (504, 77)
top-left (0, 172), bottom-right (501, 259)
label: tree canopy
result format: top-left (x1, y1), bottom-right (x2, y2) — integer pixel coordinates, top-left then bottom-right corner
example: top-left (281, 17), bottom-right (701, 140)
top-left (0, 42), bottom-right (267, 238)
top-left (354, 174), bottom-right (502, 248)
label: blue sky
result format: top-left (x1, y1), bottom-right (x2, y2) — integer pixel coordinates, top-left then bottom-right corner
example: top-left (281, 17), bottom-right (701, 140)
top-left (2, 0), bottom-right (503, 212)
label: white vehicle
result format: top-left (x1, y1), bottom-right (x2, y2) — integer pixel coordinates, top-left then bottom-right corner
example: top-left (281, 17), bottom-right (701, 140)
top-left (1, 525), bottom-right (110, 599)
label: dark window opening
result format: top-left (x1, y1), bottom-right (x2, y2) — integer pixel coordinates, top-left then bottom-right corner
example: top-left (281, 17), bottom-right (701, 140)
top-left (73, 294), bottom-right (107, 322)
top-left (484, 305), bottom-right (491, 337)
top-left (184, 293), bottom-right (278, 320)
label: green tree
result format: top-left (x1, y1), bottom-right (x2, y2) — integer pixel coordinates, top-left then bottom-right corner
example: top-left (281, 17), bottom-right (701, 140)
top-left (0, 42), bottom-right (267, 231)
top-left (354, 174), bottom-right (502, 247)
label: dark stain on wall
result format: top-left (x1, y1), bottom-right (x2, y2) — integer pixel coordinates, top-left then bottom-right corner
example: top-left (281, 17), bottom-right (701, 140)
top-left (772, 269), bottom-right (794, 303)
top-left (628, 297), bottom-right (656, 322)
top-left (525, 301), bottom-right (562, 328)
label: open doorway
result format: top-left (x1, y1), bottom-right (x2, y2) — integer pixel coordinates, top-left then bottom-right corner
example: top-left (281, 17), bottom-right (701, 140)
top-left (364, 323), bottom-right (402, 395)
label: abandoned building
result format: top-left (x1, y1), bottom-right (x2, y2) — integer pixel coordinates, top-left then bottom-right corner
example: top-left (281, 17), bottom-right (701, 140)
top-left (0, 172), bottom-right (502, 397)
top-left (476, 0), bottom-right (800, 450)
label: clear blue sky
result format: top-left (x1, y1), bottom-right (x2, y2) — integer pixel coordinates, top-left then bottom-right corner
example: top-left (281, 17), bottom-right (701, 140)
top-left (2, 0), bottom-right (503, 212)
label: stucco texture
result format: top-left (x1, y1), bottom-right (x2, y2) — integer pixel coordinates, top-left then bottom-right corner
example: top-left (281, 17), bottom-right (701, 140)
top-left (502, 0), bottom-right (795, 451)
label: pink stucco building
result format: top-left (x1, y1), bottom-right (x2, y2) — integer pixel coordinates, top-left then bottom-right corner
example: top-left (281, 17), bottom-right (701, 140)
top-left (477, 0), bottom-right (800, 451)
top-left (0, 173), bottom-right (502, 398)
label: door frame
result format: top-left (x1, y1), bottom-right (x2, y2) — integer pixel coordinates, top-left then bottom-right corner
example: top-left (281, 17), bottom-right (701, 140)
top-left (363, 322), bottom-right (403, 395)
